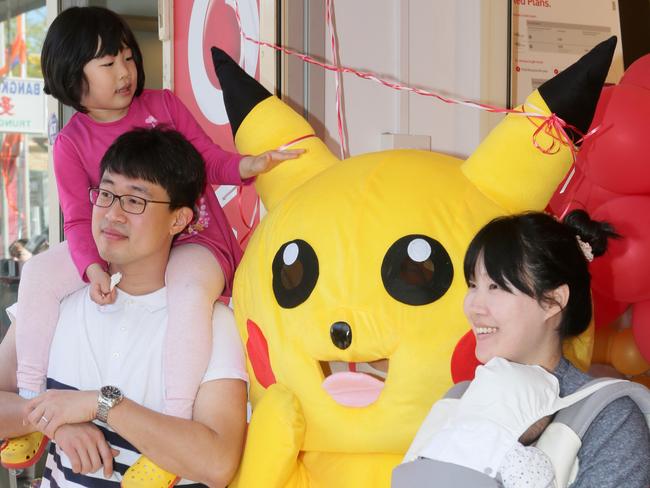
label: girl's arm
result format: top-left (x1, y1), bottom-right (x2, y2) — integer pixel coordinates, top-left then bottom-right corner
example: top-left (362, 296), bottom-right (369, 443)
top-left (53, 135), bottom-right (107, 280)
top-left (163, 89), bottom-right (248, 187)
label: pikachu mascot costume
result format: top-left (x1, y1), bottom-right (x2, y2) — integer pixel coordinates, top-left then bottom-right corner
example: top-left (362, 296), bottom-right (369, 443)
top-left (212, 38), bottom-right (616, 487)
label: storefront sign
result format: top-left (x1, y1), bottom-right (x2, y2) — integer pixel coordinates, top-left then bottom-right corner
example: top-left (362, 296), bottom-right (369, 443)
top-left (0, 77), bottom-right (46, 134)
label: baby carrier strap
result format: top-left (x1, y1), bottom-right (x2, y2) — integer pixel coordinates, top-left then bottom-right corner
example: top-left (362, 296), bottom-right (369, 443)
top-left (392, 458), bottom-right (500, 487)
top-left (443, 380), bottom-right (471, 399)
top-left (554, 378), bottom-right (650, 437)
top-left (535, 378), bottom-right (650, 488)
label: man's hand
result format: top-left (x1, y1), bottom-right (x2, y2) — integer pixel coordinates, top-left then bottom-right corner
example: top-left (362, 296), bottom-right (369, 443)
top-left (86, 264), bottom-right (116, 305)
top-left (25, 390), bottom-right (98, 438)
top-left (55, 423), bottom-right (119, 477)
top-left (238, 149), bottom-right (305, 179)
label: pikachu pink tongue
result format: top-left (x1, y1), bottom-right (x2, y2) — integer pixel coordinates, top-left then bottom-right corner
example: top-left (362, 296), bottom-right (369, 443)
top-left (322, 372), bottom-right (385, 407)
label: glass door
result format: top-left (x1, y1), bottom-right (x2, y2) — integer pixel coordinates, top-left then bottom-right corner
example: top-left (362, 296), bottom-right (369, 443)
top-left (0, 1), bottom-right (47, 342)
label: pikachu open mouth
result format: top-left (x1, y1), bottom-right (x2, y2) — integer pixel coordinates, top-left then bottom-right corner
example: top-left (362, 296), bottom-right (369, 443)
top-left (319, 359), bottom-right (389, 408)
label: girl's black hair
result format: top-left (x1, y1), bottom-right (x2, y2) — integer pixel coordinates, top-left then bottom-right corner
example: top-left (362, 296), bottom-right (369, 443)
top-left (41, 6), bottom-right (145, 113)
top-left (463, 210), bottom-right (618, 339)
top-left (100, 127), bottom-right (206, 211)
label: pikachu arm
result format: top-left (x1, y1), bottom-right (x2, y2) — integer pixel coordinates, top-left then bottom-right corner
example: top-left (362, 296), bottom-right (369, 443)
top-left (231, 383), bottom-right (308, 488)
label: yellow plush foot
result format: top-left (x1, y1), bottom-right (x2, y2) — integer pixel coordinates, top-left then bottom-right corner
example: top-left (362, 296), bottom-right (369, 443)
top-left (0, 432), bottom-right (48, 469)
top-left (121, 455), bottom-right (179, 488)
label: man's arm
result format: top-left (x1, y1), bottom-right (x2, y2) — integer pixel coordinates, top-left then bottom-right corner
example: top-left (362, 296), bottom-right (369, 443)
top-left (26, 378), bottom-right (247, 487)
top-left (0, 325), bottom-right (33, 438)
top-left (1, 325), bottom-right (132, 478)
top-left (107, 378), bottom-right (247, 487)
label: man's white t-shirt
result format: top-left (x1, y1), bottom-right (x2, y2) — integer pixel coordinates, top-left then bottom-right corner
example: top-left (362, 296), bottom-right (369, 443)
top-left (9, 286), bottom-right (248, 488)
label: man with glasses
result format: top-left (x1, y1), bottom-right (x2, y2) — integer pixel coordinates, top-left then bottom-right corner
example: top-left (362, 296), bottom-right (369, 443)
top-left (89, 187), bottom-right (174, 215)
top-left (0, 128), bottom-right (248, 487)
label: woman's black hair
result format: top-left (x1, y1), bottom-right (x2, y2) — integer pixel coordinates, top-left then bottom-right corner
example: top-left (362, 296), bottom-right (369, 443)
top-left (41, 6), bottom-right (145, 113)
top-left (99, 127), bottom-right (206, 211)
top-left (463, 210), bottom-right (618, 340)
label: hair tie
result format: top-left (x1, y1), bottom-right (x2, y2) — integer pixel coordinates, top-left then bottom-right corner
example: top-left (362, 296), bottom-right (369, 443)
top-left (576, 235), bottom-right (594, 262)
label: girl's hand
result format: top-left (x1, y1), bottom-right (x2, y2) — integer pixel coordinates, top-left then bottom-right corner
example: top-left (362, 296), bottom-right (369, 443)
top-left (25, 390), bottom-right (98, 439)
top-left (239, 149), bottom-right (305, 179)
top-left (86, 264), bottom-right (116, 305)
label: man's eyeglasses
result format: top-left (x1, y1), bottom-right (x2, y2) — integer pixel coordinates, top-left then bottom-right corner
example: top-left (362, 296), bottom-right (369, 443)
top-left (89, 187), bottom-right (171, 215)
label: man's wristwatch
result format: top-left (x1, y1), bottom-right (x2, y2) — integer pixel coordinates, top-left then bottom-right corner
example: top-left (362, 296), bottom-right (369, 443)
top-left (96, 385), bottom-right (124, 422)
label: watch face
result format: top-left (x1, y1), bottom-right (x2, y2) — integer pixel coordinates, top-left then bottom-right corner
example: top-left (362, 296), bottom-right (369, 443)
top-left (101, 385), bottom-right (122, 400)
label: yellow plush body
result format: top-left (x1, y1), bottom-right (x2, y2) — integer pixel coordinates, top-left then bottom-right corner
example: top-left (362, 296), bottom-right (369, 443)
top-left (228, 90), bottom-right (592, 487)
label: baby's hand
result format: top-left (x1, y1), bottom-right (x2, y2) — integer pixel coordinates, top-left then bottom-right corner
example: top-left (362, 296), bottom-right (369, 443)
top-left (86, 264), bottom-right (117, 305)
top-left (239, 149), bottom-right (305, 179)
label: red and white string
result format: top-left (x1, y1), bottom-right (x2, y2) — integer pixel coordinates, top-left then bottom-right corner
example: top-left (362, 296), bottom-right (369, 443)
top-left (325, 0), bottom-right (348, 159)
top-left (231, 0), bottom-right (601, 226)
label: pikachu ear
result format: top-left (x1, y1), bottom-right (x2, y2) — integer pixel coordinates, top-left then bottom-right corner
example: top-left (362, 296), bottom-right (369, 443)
top-left (462, 37), bottom-right (617, 213)
top-left (212, 47), bottom-right (338, 211)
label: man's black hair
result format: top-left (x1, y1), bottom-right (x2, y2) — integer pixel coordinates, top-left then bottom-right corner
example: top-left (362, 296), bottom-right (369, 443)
top-left (100, 127), bottom-right (206, 211)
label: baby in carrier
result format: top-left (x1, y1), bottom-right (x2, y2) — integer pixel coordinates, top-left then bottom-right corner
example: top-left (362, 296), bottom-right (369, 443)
top-left (396, 357), bottom-right (624, 488)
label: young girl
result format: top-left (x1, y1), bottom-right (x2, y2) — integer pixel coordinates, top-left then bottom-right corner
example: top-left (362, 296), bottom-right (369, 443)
top-left (2, 6), bottom-right (300, 485)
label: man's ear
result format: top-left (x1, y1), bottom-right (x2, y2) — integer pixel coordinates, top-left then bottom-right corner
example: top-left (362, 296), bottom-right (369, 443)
top-left (544, 284), bottom-right (570, 320)
top-left (170, 207), bottom-right (194, 236)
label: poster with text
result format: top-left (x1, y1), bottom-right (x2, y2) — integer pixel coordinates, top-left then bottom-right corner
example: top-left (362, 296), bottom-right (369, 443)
top-left (173, 0), bottom-right (262, 248)
top-left (511, 0), bottom-right (624, 107)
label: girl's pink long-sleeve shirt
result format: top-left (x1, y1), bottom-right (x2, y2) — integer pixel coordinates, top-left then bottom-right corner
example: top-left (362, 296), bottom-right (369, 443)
top-left (53, 89), bottom-right (247, 290)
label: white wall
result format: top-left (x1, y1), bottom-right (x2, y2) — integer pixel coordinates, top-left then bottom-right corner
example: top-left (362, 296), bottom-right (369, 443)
top-left (323, 0), bottom-right (509, 159)
top-left (138, 29), bottom-right (163, 90)
top-left (323, 0), bottom-right (398, 157)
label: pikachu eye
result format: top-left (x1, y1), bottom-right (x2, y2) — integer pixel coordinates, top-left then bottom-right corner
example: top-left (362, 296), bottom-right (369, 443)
top-left (381, 235), bottom-right (453, 306)
top-left (272, 240), bottom-right (319, 308)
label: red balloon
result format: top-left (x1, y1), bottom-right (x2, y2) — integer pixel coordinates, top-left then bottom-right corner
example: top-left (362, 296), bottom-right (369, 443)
top-left (590, 196), bottom-right (650, 303)
top-left (548, 54), bottom-right (650, 369)
top-left (580, 86), bottom-right (650, 195)
top-left (592, 288), bottom-right (628, 329)
top-left (619, 53), bottom-right (650, 89)
top-left (450, 330), bottom-right (481, 383)
top-left (632, 299), bottom-right (650, 363)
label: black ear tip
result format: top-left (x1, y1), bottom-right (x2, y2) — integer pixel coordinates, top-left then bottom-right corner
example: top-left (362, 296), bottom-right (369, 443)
top-left (589, 36), bottom-right (617, 66)
top-left (211, 46), bottom-right (233, 69)
top-left (537, 35), bottom-right (618, 136)
top-left (211, 44), bottom-right (273, 138)
top-left (602, 36), bottom-right (617, 51)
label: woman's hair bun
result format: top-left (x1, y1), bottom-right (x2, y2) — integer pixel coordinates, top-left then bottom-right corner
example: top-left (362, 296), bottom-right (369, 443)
top-left (563, 209), bottom-right (619, 258)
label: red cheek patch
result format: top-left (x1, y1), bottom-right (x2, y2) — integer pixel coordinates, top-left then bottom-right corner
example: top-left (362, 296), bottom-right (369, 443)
top-left (246, 319), bottom-right (277, 388)
top-left (450, 330), bottom-right (481, 383)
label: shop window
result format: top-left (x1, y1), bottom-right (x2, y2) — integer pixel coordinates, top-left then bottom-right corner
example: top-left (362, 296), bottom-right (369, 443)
top-left (0, 3), bottom-right (47, 342)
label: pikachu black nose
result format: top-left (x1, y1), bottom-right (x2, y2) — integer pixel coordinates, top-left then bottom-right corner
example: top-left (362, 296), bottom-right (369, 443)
top-left (330, 322), bottom-right (352, 350)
